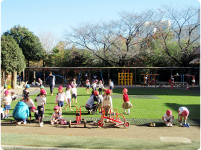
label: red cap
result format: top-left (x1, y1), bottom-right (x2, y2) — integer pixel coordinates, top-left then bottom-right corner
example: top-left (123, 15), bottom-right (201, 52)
top-left (106, 89), bottom-right (111, 94)
top-left (54, 106), bottom-right (60, 110)
top-left (182, 110), bottom-right (189, 117)
top-left (166, 110), bottom-right (172, 116)
top-left (40, 89), bottom-right (46, 95)
top-left (123, 88), bottom-right (128, 93)
top-left (58, 86), bottom-right (63, 90)
top-left (4, 90), bottom-right (9, 95)
top-left (94, 91), bottom-right (99, 96)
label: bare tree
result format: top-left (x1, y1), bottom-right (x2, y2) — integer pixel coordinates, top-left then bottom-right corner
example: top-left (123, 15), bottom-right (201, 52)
top-left (65, 10), bottom-right (155, 67)
top-left (150, 5), bottom-right (200, 66)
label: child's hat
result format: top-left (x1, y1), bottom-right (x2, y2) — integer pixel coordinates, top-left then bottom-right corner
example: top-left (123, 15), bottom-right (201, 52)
top-left (99, 80), bottom-right (102, 82)
top-left (31, 106), bottom-right (36, 111)
top-left (3, 85), bottom-right (7, 88)
top-left (182, 110), bottom-right (189, 117)
top-left (4, 90), bottom-right (9, 95)
top-left (38, 78), bottom-right (40, 80)
top-left (40, 86), bottom-right (44, 89)
top-left (26, 84), bottom-right (30, 88)
top-left (67, 85), bottom-right (71, 89)
top-left (106, 89), bottom-right (111, 94)
top-left (58, 86), bottom-right (63, 90)
top-left (71, 84), bottom-right (74, 88)
top-left (40, 89), bottom-right (46, 95)
top-left (94, 91), bottom-right (99, 96)
top-left (122, 88), bottom-right (128, 93)
top-left (54, 106), bottom-right (60, 110)
top-left (166, 110), bottom-right (172, 116)
top-left (86, 79), bottom-right (89, 82)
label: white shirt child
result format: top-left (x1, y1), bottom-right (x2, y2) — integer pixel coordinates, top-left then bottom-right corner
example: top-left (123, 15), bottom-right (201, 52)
top-left (163, 113), bottom-right (173, 122)
top-left (55, 92), bottom-right (67, 103)
top-left (71, 87), bottom-right (77, 95)
top-left (36, 96), bottom-right (46, 106)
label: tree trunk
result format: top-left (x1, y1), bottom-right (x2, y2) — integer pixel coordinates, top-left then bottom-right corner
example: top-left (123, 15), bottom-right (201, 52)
top-left (11, 71), bottom-right (17, 89)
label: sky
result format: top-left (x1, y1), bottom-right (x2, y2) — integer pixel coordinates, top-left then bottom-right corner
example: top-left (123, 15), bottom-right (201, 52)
top-left (1, 0), bottom-right (200, 41)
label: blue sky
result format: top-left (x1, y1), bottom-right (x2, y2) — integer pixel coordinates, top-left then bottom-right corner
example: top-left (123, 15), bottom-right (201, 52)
top-left (1, 0), bottom-right (200, 40)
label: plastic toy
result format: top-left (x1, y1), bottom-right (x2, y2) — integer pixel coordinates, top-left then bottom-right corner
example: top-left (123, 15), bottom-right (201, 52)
top-left (98, 107), bottom-right (129, 128)
top-left (69, 106), bottom-right (86, 128)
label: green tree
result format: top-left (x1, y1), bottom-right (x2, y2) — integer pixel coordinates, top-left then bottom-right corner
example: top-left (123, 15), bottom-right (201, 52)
top-left (1, 35), bottom-right (26, 88)
top-left (4, 25), bottom-right (45, 66)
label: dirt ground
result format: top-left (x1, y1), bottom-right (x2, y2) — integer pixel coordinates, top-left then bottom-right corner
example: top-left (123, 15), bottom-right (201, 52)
top-left (1, 122), bottom-right (200, 142)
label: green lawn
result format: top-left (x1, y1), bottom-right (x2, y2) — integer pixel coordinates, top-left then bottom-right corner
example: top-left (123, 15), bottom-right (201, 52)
top-left (7, 87), bottom-right (200, 121)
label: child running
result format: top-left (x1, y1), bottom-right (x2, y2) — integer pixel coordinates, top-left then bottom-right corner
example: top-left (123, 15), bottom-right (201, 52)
top-left (162, 110), bottom-right (174, 127)
top-left (55, 86), bottom-right (68, 113)
top-left (64, 85), bottom-right (72, 110)
top-left (98, 80), bottom-right (104, 95)
top-left (2, 90), bottom-right (12, 118)
top-left (71, 84), bottom-right (78, 104)
top-left (122, 88), bottom-right (133, 115)
top-left (86, 79), bottom-right (90, 94)
top-left (102, 89), bottom-right (113, 116)
top-left (35, 89), bottom-right (46, 127)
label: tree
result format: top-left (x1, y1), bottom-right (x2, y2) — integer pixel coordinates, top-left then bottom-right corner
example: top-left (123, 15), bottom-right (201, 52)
top-left (4, 25), bottom-right (45, 66)
top-left (65, 10), bottom-right (154, 67)
top-left (149, 5), bottom-right (200, 67)
top-left (1, 35), bottom-right (26, 88)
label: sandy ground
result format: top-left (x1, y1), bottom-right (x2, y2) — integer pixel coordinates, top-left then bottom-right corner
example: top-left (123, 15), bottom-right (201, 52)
top-left (1, 122), bottom-right (200, 142)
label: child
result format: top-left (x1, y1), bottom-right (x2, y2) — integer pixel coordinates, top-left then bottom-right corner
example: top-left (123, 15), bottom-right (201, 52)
top-left (122, 88), bottom-right (133, 115)
top-left (38, 78), bottom-right (43, 86)
top-left (31, 106), bottom-right (38, 121)
top-left (2, 85), bottom-right (7, 94)
top-left (11, 91), bottom-right (19, 101)
top-left (96, 91), bottom-right (103, 114)
top-left (71, 84), bottom-right (78, 104)
top-left (50, 106), bottom-right (66, 124)
top-left (38, 86), bottom-right (47, 97)
top-left (2, 90), bottom-right (12, 118)
top-left (85, 90), bottom-right (100, 114)
top-left (178, 107), bottom-right (189, 125)
top-left (35, 89), bottom-right (46, 127)
top-left (102, 89), bottom-right (113, 116)
top-left (24, 95), bottom-right (35, 122)
top-left (64, 85), bottom-right (72, 111)
top-left (55, 86), bottom-right (68, 113)
top-left (22, 84), bottom-right (30, 99)
top-left (92, 80), bottom-right (97, 91)
top-left (109, 79), bottom-right (114, 93)
top-left (162, 110), bottom-right (174, 127)
top-left (86, 79), bottom-right (90, 94)
top-left (71, 79), bottom-right (77, 88)
top-left (98, 80), bottom-right (104, 95)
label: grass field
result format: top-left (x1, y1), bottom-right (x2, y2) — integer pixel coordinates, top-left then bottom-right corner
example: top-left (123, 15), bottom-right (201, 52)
top-left (6, 87), bottom-right (200, 120)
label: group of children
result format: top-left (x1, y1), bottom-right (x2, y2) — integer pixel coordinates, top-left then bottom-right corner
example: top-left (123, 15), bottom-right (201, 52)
top-left (1, 78), bottom-right (190, 127)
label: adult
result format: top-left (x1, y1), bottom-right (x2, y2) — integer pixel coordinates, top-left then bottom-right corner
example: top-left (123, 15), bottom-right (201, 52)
top-left (47, 72), bottom-right (56, 96)
top-left (12, 101), bottom-right (29, 124)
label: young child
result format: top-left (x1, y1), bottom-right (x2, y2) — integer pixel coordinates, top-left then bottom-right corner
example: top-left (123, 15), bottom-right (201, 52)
top-left (11, 91), bottom-right (19, 101)
top-left (35, 89), bottom-right (46, 127)
top-left (102, 89), bottom-right (113, 116)
top-left (50, 106), bottom-right (66, 124)
top-left (71, 79), bottom-right (77, 88)
top-left (22, 84), bottom-right (30, 99)
top-left (86, 79), bottom-right (90, 94)
top-left (64, 85), bottom-right (72, 111)
top-left (2, 85), bottom-right (7, 95)
top-left (178, 107), bottom-right (189, 126)
top-left (71, 84), bottom-right (78, 104)
top-left (122, 88), bottom-right (133, 115)
top-left (98, 80), bottom-right (104, 95)
top-left (39, 86), bottom-right (47, 97)
top-left (109, 79), bottom-right (114, 93)
top-left (38, 78), bottom-right (43, 86)
top-left (55, 86), bottom-right (68, 113)
top-left (24, 95), bottom-right (35, 122)
top-left (2, 90), bottom-right (12, 118)
top-left (31, 106), bottom-right (38, 121)
top-left (92, 80), bottom-right (97, 91)
top-left (162, 110), bottom-right (174, 127)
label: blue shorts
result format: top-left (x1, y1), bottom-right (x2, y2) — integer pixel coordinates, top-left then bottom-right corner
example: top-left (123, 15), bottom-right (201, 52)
top-left (86, 86), bottom-right (90, 88)
top-left (109, 86), bottom-right (113, 90)
top-left (58, 101), bottom-right (64, 107)
top-left (72, 94), bottom-right (77, 99)
top-left (4, 105), bottom-right (11, 110)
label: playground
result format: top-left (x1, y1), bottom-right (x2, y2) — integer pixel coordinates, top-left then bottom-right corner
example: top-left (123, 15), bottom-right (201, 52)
top-left (1, 86), bottom-right (200, 149)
